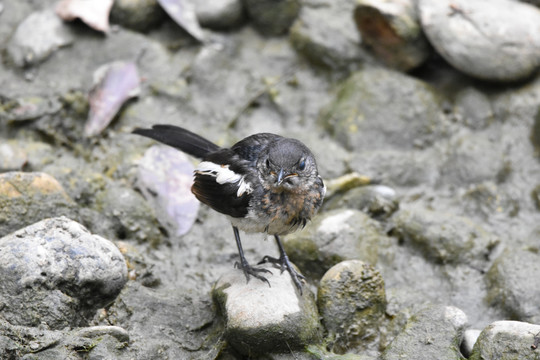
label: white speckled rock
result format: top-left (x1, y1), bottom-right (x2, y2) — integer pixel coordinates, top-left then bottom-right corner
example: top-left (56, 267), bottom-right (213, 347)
top-left (0, 217), bottom-right (127, 329)
top-left (212, 263), bottom-right (321, 356)
top-left (418, 0), bottom-right (540, 81)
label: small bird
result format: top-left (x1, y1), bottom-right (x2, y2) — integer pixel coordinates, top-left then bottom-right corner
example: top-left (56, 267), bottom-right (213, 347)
top-left (133, 125), bottom-right (325, 293)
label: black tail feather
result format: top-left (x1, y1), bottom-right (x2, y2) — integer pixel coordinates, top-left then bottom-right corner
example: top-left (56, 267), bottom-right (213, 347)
top-left (133, 125), bottom-right (219, 159)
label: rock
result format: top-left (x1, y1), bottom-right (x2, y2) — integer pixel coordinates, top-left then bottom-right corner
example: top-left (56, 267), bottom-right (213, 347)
top-left (347, 149), bottom-right (440, 188)
top-left (439, 131), bottom-right (508, 186)
top-left (418, 0), bottom-right (540, 82)
top-left (285, 209), bottom-right (387, 279)
top-left (0, 95), bottom-right (63, 123)
top-left (324, 185), bottom-right (398, 219)
top-left (461, 329), bottom-right (481, 358)
top-left (0, 217), bottom-right (127, 329)
top-left (0, 318), bottom-right (129, 359)
top-left (0, 141), bottom-right (28, 171)
top-left (318, 67), bottom-right (447, 152)
top-left (6, 10), bottom-right (75, 68)
top-left (381, 304), bottom-right (468, 360)
top-left (195, 0), bottom-right (245, 30)
top-left (318, 260), bottom-right (386, 354)
top-left (354, 0), bottom-right (430, 71)
top-left (390, 204), bottom-right (499, 268)
top-left (212, 263), bottom-right (322, 356)
top-left (110, 0), bottom-right (166, 32)
top-left (0, 172), bottom-right (78, 237)
top-left (94, 182), bottom-right (163, 245)
top-left (244, 0), bottom-right (300, 36)
top-left (100, 282), bottom-right (222, 359)
top-left (485, 248), bottom-right (540, 324)
top-left (290, 0), bottom-right (373, 70)
top-left (469, 321), bottom-right (540, 360)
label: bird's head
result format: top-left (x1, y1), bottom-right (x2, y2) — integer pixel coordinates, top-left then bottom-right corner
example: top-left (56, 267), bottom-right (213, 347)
top-left (258, 138), bottom-right (319, 192)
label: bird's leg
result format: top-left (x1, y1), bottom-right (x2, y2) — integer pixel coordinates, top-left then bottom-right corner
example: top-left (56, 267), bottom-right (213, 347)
top-left (232, 226), bottom-right (272, 287)
top-left (258, 235), bottom-right (306, 294)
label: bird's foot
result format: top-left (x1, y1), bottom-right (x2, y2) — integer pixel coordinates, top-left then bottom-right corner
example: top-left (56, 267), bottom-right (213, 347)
top-left (234, 261), bottom-right (272, 287)
top-left (258, 255), bottom-right (306, 294)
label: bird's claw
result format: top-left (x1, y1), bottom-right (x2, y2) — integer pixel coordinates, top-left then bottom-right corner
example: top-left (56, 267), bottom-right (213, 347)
top-left (258, 255), bottom-right (306, 294)
top-left (234, 261), bottom-right (272, 287)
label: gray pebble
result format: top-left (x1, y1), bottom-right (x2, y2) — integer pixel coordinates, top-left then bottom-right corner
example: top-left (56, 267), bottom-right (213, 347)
top-left (6, 10), bottom-right (75, 67)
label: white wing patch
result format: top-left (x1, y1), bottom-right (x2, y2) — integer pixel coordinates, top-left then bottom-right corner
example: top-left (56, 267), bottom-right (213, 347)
top-left (196, 161), bottom-right (253, 197)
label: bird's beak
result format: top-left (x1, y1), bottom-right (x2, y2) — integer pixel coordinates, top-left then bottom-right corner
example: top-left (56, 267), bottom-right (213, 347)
top-left (277, 168), bottom-right (285, 185)
top-left (276, 168), bottom-right (298, 186)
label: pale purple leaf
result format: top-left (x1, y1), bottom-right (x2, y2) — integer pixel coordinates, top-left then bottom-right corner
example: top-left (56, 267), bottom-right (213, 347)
top-left (55, 0), bottom-right (113, 33)
top-left (85, 61), bottom-right (140, 137)
top-left (136, 145), bottom-right (200, 237)
top-left (157, 0), bottom-right (205, 42)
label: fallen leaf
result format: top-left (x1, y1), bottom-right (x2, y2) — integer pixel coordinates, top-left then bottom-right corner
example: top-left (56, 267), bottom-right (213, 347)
top-left (157, 0), bottom-right (205, 42)
top-left (85, 61), bottom-right (140, 137)
top-left (136, 144), bottom-right (200, 237)
top-left (56, 0), bottom-right (114, 33)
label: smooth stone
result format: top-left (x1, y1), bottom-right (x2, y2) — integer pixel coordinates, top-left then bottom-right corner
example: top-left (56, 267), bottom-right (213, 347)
top-left (418, 0), bottom-right (540, 81)
top-left (212, 263), bottom-right (322, 356)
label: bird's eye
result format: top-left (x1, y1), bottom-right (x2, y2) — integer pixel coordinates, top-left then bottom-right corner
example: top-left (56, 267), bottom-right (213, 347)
top-left (298, 159), bottom-right (306, 171)
top-left (266, 158), bottom-right (271, 168)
